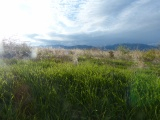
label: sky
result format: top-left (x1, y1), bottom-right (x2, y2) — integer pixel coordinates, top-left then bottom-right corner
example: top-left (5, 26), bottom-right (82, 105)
top-left (0, 0), bottom-right (160, 46)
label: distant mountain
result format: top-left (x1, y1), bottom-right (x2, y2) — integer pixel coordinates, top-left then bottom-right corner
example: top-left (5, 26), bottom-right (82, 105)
top-left (40, 43), bottom-right (158, 50)
top-left (103, 43), bottom-right (158, 50)
top-left (45, 45), bottom-right (96, 49)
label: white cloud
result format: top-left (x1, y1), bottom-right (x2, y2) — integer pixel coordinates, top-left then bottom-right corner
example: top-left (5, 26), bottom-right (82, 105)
top-left (0, 0), bottom-right (160, 45)
top-left (74, 0), bottom-right (160, 33)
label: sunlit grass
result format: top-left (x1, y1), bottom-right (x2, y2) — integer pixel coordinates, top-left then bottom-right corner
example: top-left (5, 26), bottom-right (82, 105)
top-left (0, 42), bottom-right (160, 119)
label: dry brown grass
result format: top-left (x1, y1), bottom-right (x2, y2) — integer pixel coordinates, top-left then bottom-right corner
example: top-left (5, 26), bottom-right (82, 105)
top-left (1, 40), bottom-right (160, 68)
top-left (130, 50), bottom-right (145, 68)
top-left (35, 48), bottom-right (160, 63)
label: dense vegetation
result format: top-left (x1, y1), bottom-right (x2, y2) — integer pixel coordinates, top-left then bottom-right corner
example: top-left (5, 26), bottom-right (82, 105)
top-left (0, 42), bottom-right (160, 120)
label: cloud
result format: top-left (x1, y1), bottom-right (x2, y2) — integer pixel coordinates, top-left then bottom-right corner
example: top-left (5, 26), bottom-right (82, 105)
top-left (0, 0), bottom-right (160, 45)
top-left (46, 0), bottom-right (160, 45)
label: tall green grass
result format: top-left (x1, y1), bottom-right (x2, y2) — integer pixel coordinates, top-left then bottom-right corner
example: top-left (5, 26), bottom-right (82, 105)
top-left (0, 58), bottom-right (160, 120)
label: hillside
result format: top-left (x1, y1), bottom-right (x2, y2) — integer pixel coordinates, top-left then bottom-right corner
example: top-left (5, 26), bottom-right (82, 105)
top-left (43, 43), bottom-right (158, 50)
top-left (0, 43), bottom-right (160, 119)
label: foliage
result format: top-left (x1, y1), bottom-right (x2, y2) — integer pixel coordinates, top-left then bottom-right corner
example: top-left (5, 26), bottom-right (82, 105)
top-left (117, 45), bottom-right (130, 55)
top-left (117, 45), bottom-right (132, 60)
top-left (0, 46), bottom-right (160, 119)
top-left (109, 51), bottom-right (114, 58)
top-left (2, 41), bottom-right (31, 59)
top-left (142, 49), bottom-right (156, 62)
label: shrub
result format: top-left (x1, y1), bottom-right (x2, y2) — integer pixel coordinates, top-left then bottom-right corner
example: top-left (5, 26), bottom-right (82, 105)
top-left (117, 45), bottom-right (130, 55)
top-left (117, 46), bottom-right (131, 60)
top-left (109, 51), bottom-right (114, 58)
top-left (2, 41), bottom-right (31, 59)
top-left (142, 49), bottom-right (156, 62)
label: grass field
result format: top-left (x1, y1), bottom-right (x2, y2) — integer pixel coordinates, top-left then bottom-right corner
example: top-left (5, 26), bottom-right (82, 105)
top-left (0, 43), bottom-right (160, 120)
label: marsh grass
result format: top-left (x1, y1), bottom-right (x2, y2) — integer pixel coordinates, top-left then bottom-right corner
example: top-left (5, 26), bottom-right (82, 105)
top-left (0, 42), bottom-right (160, 119)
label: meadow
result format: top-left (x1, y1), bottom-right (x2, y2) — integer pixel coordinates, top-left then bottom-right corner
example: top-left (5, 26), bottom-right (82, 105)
top-left (0, 42), bottom-right (160, 120)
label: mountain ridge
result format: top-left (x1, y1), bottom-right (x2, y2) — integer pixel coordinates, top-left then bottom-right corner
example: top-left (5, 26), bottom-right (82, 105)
top-left (40, 43), bottom-right (159, 50)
